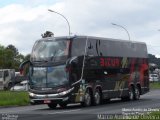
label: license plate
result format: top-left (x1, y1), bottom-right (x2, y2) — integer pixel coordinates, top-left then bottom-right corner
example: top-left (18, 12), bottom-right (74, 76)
top-left (44, 100), bottom-right (51, 104)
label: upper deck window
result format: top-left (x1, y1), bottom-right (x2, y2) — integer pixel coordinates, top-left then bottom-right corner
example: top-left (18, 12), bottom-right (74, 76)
top-left (71, 38), bottom-right (86, 56)
top-left (31, 39), bottom-right (69, 61)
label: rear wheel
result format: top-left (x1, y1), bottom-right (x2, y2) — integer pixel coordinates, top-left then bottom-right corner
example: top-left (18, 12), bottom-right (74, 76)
top-left (134, 87), bottom-right (140, 100)
top-left (81, 89), bottom-right (92, 107)
top-left (47, 103), bottom-right (57, 109)
top-left (94, 89), bottom-right (102, 105)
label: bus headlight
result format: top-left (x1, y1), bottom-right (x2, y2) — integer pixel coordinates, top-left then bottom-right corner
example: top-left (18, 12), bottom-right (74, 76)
top-left (29, 92), bottom-right (36, 97)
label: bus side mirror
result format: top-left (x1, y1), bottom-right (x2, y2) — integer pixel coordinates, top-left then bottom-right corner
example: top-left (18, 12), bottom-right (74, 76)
top-left (19, 60), bottom-right (31, 76)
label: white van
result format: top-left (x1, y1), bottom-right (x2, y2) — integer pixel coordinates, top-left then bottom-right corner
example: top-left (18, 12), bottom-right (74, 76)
top-left (0, 69), bottom-right (15, 90)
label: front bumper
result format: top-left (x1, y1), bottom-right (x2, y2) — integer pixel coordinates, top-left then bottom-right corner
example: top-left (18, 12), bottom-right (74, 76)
top-left (29, 87), bottom-right (74, 104)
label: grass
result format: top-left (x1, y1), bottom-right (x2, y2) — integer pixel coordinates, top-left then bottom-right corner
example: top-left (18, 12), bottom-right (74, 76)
top-left (150, 82), bottom-right (160, 89)
top-left (150, 111), bottom-right (160, 115)
top-left (0, 91), bottom-right (29, 106)
top-left (137, 111), bottom-right (160, 120)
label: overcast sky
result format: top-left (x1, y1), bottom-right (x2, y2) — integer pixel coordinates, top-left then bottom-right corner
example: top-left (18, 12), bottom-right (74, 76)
top-left (0, 0), bottom-right (160, 57)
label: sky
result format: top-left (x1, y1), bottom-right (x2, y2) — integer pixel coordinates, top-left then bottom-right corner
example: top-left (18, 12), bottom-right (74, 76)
top-left (0, 0), bottom-right (160, 57)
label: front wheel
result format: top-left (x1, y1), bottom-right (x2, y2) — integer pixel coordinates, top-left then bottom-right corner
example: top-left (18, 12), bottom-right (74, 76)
top-left (81, 89), bottom-right (92, 107)
top-left (47, 103), bottom-right (57, 109)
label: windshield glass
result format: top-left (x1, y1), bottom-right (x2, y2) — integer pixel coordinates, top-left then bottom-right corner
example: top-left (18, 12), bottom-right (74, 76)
top-left (29, 65), bottom-right (68, 88)
top-left (31, 39), bottom-right (69, 61)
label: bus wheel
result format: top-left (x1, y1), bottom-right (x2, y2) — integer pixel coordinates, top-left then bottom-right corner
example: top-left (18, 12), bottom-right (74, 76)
top-left (81, 89), bottom-right (92, 107)
top-left (129, 87), bottom-right (135, 100)
top-left (94, 89), bottom-right (101, 105)
top-left (59, 103), bottom-right (67, 108)
top-left (134, 87), bottom-right (140, 100)
top-left (47, 103), bottom-right (57, 109)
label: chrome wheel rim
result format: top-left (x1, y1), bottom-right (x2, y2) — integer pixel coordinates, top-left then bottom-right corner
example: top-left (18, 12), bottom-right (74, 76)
top-left (85, 92), bottom-right (91, 106)
top-left (94, 91), bottom-right (100, 105)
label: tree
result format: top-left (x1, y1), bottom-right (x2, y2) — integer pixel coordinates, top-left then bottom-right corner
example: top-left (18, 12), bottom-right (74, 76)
top-left (0, 45), bottom-right (5, 69)
top-left (24, 54), bottom-right (30, 61)
top-left (6, 44), bottom-right (19, 57)
top-left (148, 54), bottom-right (160, 68)
top-left (3, 49), bottom-right (14, 68)
top-left (0, 45), bottom-right (15, 69)
top-left (14, 54), bottom-right (25, 70)
top-left (0, 44), bottom-right (26, 70)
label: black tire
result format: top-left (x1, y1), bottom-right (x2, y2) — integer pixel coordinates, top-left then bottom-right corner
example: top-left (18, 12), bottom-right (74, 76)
top-left (47, 103), bottom-right (57, 109)
top-left (81, 89), bottom-right (92, 107)
top-left (129, 87), bottom-right (135, 100)
top-left (134, 87), bottom-right (140, 100)
top-left (94, 89), bottom-right (102, 105)
top-left (59, 103), bottom-right (67, 108)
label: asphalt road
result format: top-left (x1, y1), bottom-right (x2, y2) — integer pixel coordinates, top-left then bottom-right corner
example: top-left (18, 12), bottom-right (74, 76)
top-left (0, 89), bottom-right (160, 120)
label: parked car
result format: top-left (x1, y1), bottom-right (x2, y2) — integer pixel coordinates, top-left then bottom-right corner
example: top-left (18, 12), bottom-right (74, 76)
top-left (10, 80), bottom-right (28, 91)
top-left (149, 74), bottom-right (159, 82)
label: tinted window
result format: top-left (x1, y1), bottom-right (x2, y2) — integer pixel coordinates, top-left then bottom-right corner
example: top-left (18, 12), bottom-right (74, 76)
top-left (71, 38), bottom-right (86, 56)
top-left (87, 39), bottom-right (96, 56)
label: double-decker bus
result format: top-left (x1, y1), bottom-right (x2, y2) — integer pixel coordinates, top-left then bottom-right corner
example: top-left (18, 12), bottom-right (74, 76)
top-left (20, 35), bottom-right (149, 108)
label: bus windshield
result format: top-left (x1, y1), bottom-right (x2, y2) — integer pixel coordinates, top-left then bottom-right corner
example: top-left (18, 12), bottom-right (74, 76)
top-left (31, 40), bottom-right (69, 61)
top-left (29, 65), bottom-right (68, 88)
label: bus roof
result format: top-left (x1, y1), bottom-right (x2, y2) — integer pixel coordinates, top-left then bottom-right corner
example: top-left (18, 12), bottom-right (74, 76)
top-left (35, 35), bottom-right (147, 58)
top-left (37, 35), bottom-right (146, 45)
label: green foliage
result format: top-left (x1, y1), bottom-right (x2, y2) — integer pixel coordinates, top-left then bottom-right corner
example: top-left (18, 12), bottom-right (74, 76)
top-left (6, 44), bottom-right (19, 57)
top-left (150, 82), bottom-right (160, 89)
top-left (0, 91), bottom-right (29, 106)
top-left (0, 44), bottom-right (30, 71)
top-left (148, 54), bottom-right (160, 68)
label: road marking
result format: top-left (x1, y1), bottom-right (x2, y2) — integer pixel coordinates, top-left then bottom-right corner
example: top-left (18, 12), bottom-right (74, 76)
top-left (49, 109), bottom-right (81, 114)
